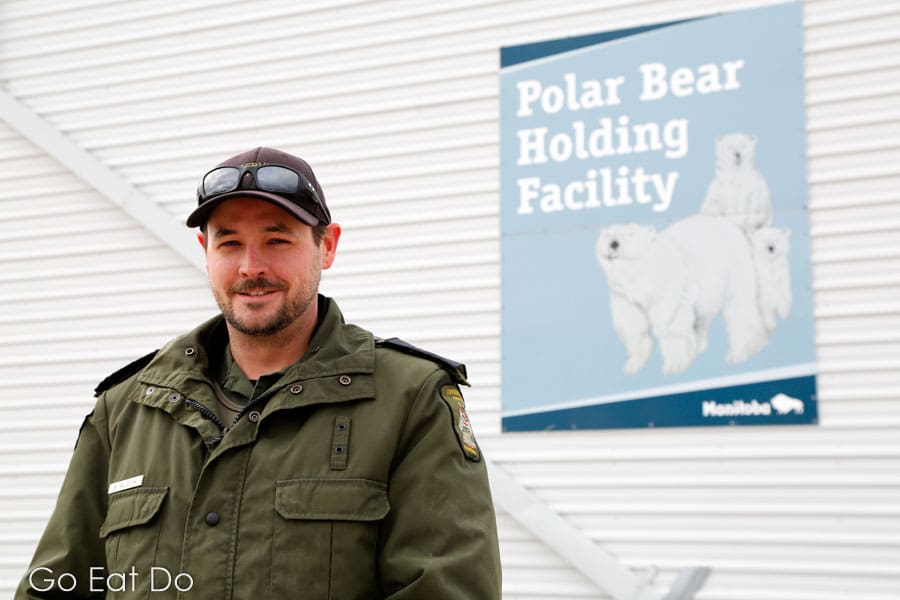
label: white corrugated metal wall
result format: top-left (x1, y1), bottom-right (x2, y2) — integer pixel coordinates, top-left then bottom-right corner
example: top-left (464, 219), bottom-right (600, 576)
top-left (1, 1), bottom-right (898, 598)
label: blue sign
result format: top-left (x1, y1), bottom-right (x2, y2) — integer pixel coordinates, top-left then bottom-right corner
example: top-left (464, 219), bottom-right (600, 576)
top-left (500, 3), bottom-right (818, 430)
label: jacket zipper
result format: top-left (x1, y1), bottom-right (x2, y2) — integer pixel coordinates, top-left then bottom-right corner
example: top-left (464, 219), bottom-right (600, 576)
top-left (186, 382), bottom-right (290, 446)
top-left (184, 398), bottom-right (226, 447)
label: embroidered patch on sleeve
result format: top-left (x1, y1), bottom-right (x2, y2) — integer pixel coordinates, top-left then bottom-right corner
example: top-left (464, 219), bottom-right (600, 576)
top-left (440, 384), bottom-right (481, 462)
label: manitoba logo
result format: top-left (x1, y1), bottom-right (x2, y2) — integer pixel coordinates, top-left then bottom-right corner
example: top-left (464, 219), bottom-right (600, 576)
top-left (701, 393), bottom-right (804, 418)
top-left (769, 393), bottom-right (804, 415)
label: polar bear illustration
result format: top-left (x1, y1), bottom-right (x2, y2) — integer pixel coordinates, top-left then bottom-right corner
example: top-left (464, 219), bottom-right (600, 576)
top-left (751, 227), bottom-right (793, 331)
top-left (700, 133), bottom-right (772, 234)
top-left (597, 215), bottom-right (768, 375)
top-left (596, 224), bottom-right (697, 375)
top-left (770, 393), bottom-right (804, 415)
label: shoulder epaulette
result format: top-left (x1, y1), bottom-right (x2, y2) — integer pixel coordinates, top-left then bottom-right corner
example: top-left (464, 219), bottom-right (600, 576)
top-left (376, 337), bottom-right (469, 386)
top-left (94, 350), bottom-right (159, 396)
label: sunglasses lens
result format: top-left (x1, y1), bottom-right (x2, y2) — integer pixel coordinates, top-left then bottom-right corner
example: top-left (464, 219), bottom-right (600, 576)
top-left (257, 166), bottom-right (300, 194)
top-left (203, 167), bottom-right (240, 196)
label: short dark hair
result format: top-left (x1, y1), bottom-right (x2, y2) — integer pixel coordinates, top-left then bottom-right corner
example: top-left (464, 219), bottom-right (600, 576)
top-left (311, 223), bottom-right (327, 245)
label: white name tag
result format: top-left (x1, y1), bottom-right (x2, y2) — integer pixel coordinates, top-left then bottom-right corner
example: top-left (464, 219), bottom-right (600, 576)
top-left (108, 475), bottom-right (144, 494)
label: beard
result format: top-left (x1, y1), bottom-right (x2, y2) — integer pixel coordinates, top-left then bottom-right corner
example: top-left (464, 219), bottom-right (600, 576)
top-left (214, 275), bottom-right (319, 337)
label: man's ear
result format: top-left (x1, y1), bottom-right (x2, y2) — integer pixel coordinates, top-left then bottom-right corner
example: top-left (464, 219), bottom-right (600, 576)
top-left (321, 223), bottom-right (342, 270)
top-left (197, 232), bottom-right (206, 248)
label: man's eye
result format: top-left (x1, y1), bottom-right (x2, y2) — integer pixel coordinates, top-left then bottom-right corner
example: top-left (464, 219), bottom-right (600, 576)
top-left (269, 238), bottom-right (290, 245)
top-left (219, 240), bottom-right (241, 248)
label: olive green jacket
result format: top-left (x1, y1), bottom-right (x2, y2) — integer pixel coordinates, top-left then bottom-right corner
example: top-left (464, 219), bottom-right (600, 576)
top-left (17, 297), bottom-right (501, 599)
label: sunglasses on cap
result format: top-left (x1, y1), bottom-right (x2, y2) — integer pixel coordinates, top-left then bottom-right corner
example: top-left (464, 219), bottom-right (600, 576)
top-left (196, 163), bottom-right (331, 224)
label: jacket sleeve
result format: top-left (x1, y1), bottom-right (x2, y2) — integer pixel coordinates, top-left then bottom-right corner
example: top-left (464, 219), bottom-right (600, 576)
top-left (15, 396), bottom-right (110, 599)
top-left (378, 368), bottom-right (502, 599)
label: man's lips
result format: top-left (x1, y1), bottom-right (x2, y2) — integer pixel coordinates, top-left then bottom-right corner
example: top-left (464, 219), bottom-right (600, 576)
top-left (231, 279), bottom-right (285, 299)
top-left (234, 288), bottom-right (282, 299)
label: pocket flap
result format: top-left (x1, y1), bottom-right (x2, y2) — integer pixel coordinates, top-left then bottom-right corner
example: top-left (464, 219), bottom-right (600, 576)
top-left (100, 486), bottom-right (168, 537)
top-left (275, 478), bottom-right (389, 521)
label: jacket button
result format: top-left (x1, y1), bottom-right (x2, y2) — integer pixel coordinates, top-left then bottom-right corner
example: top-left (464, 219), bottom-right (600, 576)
top-left (184, 347), bottom-right (196, 357)
top-left (248, 411), bottom-right (261, 423)
top-left (205, 512), bottom-right (220, 526)
top-left (339, 375), bottom-right (352, 386)
top-left (290, 384), bottom-right (303, 394)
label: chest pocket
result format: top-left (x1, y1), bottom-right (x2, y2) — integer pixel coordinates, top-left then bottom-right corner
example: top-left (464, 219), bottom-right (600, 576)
top-left (271, 479), bottom-right (389, 600)
top-left (100, 487), bottom-right (168, 587)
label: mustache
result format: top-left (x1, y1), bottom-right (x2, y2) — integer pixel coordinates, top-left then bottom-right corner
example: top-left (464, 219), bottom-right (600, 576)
top-left (230, 278), bottom-right (286, 294)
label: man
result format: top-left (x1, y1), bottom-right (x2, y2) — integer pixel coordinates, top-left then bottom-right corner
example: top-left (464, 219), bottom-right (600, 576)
top-left (17, 147), bottom-right (502, 599)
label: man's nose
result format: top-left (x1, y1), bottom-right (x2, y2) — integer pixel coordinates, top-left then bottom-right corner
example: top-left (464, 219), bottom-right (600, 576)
top-left (238, 247), bottom-right (267, 277)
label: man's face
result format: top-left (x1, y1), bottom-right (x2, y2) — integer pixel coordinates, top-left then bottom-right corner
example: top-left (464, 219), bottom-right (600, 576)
top-left (203, 198), bottom-right (338, 338)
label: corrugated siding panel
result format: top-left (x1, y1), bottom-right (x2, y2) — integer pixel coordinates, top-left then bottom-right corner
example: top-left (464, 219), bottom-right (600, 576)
top-left (1, 1), bottom-right (899, 599)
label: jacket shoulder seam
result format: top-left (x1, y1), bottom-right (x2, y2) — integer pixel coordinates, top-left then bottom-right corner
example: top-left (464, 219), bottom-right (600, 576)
top-left (94, 350), bottom-right (159, 396)
top-left (375, 337), bottom-right (468, 385)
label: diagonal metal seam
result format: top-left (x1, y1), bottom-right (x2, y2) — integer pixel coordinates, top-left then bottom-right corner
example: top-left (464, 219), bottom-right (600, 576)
top-left (488, 460), bottom-right (659, 599)
top-left (0, 87), bottom-right (204, 271)
top-left (488, 460), bottom-right (710, 600)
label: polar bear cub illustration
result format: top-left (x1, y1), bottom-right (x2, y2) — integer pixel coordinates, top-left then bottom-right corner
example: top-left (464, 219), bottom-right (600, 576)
top-left (701, 133), bottom-right (772, 234)
top-left (751, 227), bottom-right (792, 331)
top-left (596, 215), bottom-right (768, 375)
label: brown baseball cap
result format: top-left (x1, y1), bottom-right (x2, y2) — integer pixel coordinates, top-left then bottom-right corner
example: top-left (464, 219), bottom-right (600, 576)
top-left (187, 147), bottom-right (331, 228)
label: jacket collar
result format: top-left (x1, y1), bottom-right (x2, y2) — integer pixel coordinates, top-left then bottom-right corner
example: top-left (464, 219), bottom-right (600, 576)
top-left (135, 295), bottom-right (375, 395)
